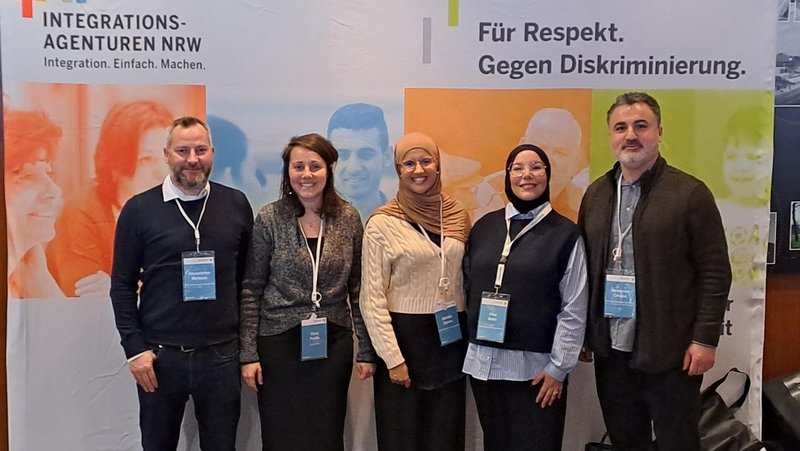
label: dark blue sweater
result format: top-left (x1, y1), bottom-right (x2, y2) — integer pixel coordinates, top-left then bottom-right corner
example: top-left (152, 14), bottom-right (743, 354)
top-left (110, 182), bottom-right (253, 358)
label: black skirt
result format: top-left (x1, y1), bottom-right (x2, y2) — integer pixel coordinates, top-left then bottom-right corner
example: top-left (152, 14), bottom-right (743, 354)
top-left (256, 323), bottom-right (353, 451)
top-left (389, 311), bottom-right (468, 390)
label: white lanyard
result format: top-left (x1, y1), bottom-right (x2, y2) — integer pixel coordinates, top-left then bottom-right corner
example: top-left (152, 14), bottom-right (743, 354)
top-left (493, 203), bottom-right (552, 292)
top-left (613, 175), bottom-right (633, 265)
top-left (175, 194), bottom-right (210, 252)
top-left (417, 197), bottom-right (450, 294)
top-left (299, 218), bottom-right (325, 311)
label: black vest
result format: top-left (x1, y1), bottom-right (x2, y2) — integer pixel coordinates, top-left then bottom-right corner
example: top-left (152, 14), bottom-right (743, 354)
top-left (465, 209), bottom-right (579, 352)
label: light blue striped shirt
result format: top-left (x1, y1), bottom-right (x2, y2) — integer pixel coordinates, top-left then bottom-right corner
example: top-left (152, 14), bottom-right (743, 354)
top-left (608, 170), bottom-right (639, 352)
top-left (463, 203), bottom-right (589, 382)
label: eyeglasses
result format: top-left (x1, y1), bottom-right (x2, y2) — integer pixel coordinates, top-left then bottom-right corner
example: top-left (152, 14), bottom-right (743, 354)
top-left (398, 157), bottom-right (437, 172)
top-left (508, 163), bottom-right (547, 178)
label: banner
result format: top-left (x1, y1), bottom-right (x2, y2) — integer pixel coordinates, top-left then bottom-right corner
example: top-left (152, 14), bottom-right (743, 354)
top-left (1, 1), bottom-right (776, 449)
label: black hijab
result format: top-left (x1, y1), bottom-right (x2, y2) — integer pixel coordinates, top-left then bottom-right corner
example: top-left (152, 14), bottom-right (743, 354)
top-left (504, 144), bottom-right (551, 214)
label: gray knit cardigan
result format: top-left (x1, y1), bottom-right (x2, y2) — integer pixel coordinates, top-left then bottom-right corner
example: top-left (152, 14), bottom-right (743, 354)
top-left (239, 197), bottom-right (375, 363)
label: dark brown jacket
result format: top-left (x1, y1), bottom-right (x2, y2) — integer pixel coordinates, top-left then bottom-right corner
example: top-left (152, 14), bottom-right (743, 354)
top-left (578, 156), bottom-right (731, 373)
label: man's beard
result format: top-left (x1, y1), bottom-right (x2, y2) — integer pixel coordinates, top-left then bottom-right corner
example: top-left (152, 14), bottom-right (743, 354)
top-left (172, 166), bottom-right (210, 191)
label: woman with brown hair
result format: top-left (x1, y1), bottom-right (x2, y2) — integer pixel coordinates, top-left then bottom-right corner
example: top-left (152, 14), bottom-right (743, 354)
top-left (239, 133), bottom-right (376, 451)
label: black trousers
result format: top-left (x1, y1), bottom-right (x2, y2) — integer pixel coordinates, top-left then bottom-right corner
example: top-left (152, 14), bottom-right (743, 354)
top-left (470, 376), bottom-right (567, 451)
top-left (594, 349), bottom-right (703, 451)
top-left (373, 362), bottom-right (465, 451)
top-left (256, 324), bottom-right (353, 451)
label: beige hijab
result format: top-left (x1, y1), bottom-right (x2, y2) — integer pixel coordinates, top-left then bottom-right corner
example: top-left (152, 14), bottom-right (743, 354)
top-left (372, 132), bottom-right (469, 242)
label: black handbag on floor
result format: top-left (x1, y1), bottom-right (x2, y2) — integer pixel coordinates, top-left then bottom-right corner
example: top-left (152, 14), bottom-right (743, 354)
top-left (584, 433), bottom-right (613, 451)
top-left (699, 368), bottom-right (765, 451)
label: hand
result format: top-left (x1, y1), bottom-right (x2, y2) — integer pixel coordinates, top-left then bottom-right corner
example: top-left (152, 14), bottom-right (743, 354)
top-left (130, 350), bottom-right (158, 393)
top-left (388, 362), bottom-right (411, 388)
top-left (356, 362), bottom-right (376, 380)
top-left (241, 362), bottom-right (263, 391)
top-left (683, 343), bottom-right (716, 376)
top-left (15, 245), bottom-right (63, 298)
top-left (532, 371), bottom-right (563, 408)
top-left (74, 271), bottom-right (111, 298)
top-left (578, 347), bottom-right (593, 362)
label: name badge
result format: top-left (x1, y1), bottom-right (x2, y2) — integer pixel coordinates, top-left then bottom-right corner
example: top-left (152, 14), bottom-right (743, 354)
top-left (182, 251), bottom-right (216, 301)
top-left (301, 314), bottom-right (328, 361)
top-left (604, 272), bottom-right (636, 318)
top-left (476, 292), bottom-right (510, 343)
top-left (434, 301), bottom-right (462, 346)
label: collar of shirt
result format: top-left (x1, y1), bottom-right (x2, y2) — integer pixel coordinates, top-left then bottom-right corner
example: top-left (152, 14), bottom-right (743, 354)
top-left (614, 166), bottom-right (644, 187)
top-left (161, 175), bottom-right (211, 202)
top-left (504, 202), bottom-right (549, 221)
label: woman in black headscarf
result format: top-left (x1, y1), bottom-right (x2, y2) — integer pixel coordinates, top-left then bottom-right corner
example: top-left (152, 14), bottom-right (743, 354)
top-left (462, 144), bottom-right (588, 451)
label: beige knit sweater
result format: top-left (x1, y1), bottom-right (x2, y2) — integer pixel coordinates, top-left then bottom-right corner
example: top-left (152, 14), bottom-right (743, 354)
top-left (359, 214), bottom-right (466, 369)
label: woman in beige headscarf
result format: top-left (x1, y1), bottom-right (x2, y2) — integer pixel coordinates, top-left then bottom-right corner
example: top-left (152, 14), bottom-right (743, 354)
top-left (360, 132), bottom-right (470, 450)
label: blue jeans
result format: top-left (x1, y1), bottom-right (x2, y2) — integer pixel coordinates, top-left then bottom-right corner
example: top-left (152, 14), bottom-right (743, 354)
top-left (137, 339), bottom-right (241, 451)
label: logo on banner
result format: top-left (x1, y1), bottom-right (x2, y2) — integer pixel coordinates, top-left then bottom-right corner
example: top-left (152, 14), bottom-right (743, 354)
top-left (22, 0), bottom-right (87, 19)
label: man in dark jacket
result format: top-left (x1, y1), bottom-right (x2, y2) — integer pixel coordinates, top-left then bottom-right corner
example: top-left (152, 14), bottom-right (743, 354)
top-left (578, 92), bottom-right (731, 451)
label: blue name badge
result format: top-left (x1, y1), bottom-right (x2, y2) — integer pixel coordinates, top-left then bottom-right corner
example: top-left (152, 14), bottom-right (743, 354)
top-left (301, 314), bottom-right (328, 361)
top-left (604, 273), bottom-right (636, 318)
top-left (434, 302), bottom-right (462, 346)
top-left (181, 251), bottom-right (216, 302)
top-left (476, 292), bottom-right (510, 343)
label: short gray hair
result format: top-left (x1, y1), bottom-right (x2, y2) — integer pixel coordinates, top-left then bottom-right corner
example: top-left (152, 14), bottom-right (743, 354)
top-left (166, 116), bottom-right (213, 147)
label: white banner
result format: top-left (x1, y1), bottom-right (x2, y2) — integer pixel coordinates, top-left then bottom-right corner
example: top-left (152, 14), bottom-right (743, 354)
top-left (2, 0), bottom-right (776, 449)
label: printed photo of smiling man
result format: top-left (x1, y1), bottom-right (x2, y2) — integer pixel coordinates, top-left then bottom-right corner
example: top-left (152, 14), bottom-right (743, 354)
top-left (327, 103), bottom-right (393, 222)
